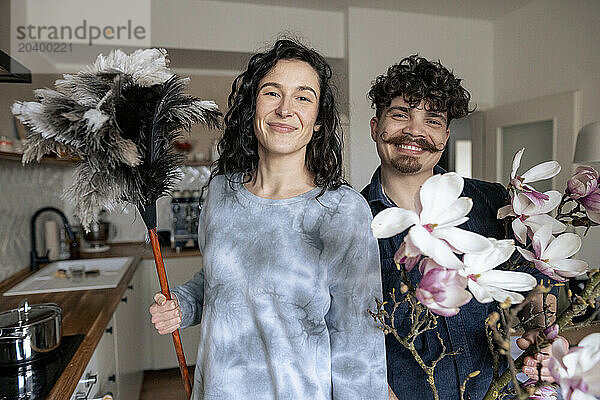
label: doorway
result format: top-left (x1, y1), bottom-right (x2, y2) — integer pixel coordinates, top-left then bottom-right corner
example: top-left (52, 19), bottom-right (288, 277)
top-left (478, 90), bottom-right (581, 190)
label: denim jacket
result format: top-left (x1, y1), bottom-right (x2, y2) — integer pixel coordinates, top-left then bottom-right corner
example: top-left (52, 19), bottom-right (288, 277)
top-left (361, 166), bottom-right (554, 400)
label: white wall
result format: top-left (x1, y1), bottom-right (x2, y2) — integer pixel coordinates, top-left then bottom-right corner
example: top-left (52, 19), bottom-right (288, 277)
top-left (0, 0), bottom-right (10, 52)
top-left (494, 0), bottom-right (600, 126)
top-left (347, 7), bottom-right (494, 189)
top-left (151, 0), bottom-right (345, 58)
top-left (493, 0), bottom-right (600, 267)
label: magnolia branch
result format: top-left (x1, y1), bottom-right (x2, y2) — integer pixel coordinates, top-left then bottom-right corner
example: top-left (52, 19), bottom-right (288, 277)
top-left (369, 268), bottom-right (460, 400)
top-left (482, 271), bottom-right (600, 400)
top-left (556, 194), bottom-right (599, 233)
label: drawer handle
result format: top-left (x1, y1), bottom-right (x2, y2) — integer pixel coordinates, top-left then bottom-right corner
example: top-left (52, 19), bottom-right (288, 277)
top-left (91, 393), bottom-right (114, 400)
top-left (128, 284), bottom-right (134, 290)
top-left (121, 297), bottom-right (128, 303)
top-left (105, 326), bottom-right (113, 335)
top-left (77, 391), bottom-right (113, 400)
top-left (79, 373), bottom-right (97, 386)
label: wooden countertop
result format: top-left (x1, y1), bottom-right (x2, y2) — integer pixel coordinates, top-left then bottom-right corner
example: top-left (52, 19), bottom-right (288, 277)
top-left (78, 241), bottom-right (201, 260)
top-left (562, 322), bottom-right (600, 345)
top-left (0, 242), bottom-right (201, 399)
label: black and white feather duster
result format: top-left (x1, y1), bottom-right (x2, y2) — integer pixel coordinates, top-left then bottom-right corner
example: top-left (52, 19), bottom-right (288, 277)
top-left (12, 48), bottom-right (222, 230)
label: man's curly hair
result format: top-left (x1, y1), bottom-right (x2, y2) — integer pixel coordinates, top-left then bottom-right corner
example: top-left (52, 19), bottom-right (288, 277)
top-left (368, 55), bottom-right (474, 124)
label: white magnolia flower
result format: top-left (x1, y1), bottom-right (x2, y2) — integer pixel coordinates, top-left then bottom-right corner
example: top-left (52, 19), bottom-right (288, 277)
top-left (372, 173), bottom-right (492, 269)
top-left (516, 224), bottom-right (588, 282)
top-left (460, 238), bottom-right (537, 304)
top-left (510, 148), bottom-right (561, 207)
top-left (497, 191), bottom-right (566, 244)
top-left (550, 333), bottom-right (600, 400)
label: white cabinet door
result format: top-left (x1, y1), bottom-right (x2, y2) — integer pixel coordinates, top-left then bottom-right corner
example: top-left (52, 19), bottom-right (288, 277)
top-left (71, 319), bottom-right (117, 400)
top-left (140, 257), bottom-right (202, 370)
top-left (93, 318), bottom-right (118, 398)
top-left (114, 267), bottom-right (144, 399)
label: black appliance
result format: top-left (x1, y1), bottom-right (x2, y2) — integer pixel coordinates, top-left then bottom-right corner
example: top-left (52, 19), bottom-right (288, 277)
top-left (0, 334), bottom-right (84, 400)
top-left (171, 189), bottom-right (201, 250)
top-left (0, 50), bottom-right (32, 84)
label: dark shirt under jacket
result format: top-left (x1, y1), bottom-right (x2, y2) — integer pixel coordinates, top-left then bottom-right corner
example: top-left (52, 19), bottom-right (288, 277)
top-left (361, 166), bottom-right (553, 400)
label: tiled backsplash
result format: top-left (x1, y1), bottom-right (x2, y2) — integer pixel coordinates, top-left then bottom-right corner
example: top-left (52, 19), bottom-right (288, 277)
top-left (0, 161), bottom-right (210, 281)
top-left (0, 161), bottom-right (67, 281)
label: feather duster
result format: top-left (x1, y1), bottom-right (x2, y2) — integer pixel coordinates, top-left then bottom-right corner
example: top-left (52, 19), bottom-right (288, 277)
top-left (13, 48), bottom-right (219, 398)
top-left (13, 48), bottom-right (222, 230)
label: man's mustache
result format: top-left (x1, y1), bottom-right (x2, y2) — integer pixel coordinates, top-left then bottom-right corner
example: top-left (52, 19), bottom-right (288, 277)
top-left (382, 135), bottom-right (445, 153)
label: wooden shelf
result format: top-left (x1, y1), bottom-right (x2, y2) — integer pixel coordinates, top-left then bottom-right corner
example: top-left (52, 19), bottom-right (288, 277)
top-left (0, 151), bottom-right (213, 167)
top-left (0, 151), bottom-right (78, 166)
top-left (183, 160), bottom-right (213, 167)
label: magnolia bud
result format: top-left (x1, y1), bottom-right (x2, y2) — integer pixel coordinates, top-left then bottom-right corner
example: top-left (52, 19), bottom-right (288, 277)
top-left (567, 166), bottom-right (599, 199)
top-left (580, 188), bottom-right (600, 224)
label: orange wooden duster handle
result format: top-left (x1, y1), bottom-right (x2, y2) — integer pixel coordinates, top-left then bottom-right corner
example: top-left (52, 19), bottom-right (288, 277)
top-left (148, 228), bottom-right (192, 399)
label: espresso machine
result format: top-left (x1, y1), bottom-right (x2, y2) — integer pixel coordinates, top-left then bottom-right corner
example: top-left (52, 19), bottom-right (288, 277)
top-left (171, 189), bottom-right (201, 250)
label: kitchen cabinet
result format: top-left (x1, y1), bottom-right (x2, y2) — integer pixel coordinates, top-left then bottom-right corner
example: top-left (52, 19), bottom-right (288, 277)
top-left (140, 256), bottom-right (203, 370)
top-left (0, 254), bottom-right (144, 400)
top-left (114, 266), bottom-right (145, 399)
top-left (71, 318), bottom-right (117, 400)
top-left (70, 265), bottom-right (145, 400)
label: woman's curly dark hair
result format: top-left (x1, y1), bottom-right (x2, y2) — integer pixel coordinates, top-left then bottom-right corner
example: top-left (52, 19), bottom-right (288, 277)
top-left (211, 39), bottom-right (345, 194)
top-left (368, 55), bottom-right (474, 124)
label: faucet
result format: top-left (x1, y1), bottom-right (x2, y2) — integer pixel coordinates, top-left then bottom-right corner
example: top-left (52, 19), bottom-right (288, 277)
top-left (30, 207), bottom-right (75, 271)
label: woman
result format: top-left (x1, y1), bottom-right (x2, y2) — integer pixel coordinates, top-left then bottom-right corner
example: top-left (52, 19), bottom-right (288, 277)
top-left (149, 39), bottom-right (388, 400)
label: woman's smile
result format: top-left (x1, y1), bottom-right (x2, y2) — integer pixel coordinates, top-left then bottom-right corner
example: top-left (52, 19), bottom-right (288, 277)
top-left (267, 122), bottom-right (297, 133)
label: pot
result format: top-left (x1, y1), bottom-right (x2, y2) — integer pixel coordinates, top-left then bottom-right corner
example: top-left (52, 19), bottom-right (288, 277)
top-left (83, 220), bottom-right (110, 247)
top-left (0, 299), bottom-right (62, 365)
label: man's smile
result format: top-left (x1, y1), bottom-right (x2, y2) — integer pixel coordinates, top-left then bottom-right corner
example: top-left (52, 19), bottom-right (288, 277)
top-left (395, 143), bottom-right (424, 153)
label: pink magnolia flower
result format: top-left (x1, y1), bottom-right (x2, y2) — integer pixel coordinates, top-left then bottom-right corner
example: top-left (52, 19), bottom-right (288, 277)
top-left (544, 325), bottom-right (559, 341)
top-left (567, 166), bottom-right (599, 199)
top-left (372, 173), bottom-right (491, 269)
top-left (510, 148), bottom-right (561, 207)
top-left (498, 191), bottom-right (566, 244)
top-left (460, 239), bottom-right (537, 304)
top-left (550, 333), bottom-right (600, 400)
top-left (522, 379), bottom-right (558, 400)
top-left (393, 235), bottom-right (421, 272)
top-left (529, 386), bottom-right (558, 400)
top-left (579, 188), bottom-right (600, 224)
top-left (415, 259), bottom-right (472, 317)
top-left (517, 224), bottom-right (588, 282)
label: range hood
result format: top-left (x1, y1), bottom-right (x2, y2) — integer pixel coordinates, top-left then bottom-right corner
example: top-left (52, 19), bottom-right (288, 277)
top-left (0, 50), bottom-right (32, 83)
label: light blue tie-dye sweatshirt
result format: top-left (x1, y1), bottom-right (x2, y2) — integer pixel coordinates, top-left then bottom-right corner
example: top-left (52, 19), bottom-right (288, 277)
top-left (172, 174), bottom-right (388, 400)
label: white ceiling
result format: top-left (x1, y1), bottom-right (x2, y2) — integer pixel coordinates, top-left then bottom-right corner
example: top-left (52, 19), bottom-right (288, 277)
top-left (209, 0), bottom-right (534, 20)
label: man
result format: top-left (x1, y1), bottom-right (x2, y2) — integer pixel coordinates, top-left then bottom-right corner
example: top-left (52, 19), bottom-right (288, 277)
top-left (361, 55), bottom-right (557, 400)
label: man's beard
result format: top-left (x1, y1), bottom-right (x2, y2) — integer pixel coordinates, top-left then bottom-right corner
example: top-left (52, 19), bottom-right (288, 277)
top-left (391, 155), bottom-right (422, 173)
top-left (383, 134), bottom-right (445, 174)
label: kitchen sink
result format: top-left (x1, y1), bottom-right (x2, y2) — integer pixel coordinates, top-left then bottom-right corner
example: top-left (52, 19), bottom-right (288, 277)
top-left (3, 256), bottom-right (135, 296)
